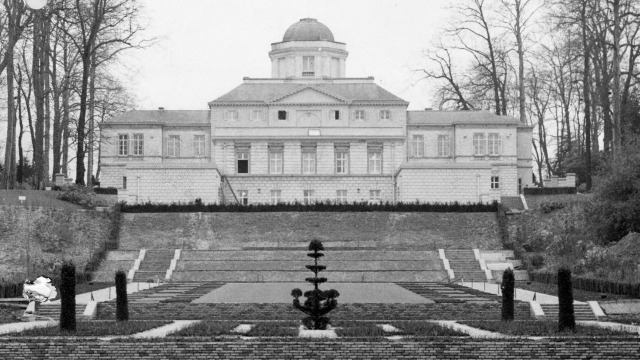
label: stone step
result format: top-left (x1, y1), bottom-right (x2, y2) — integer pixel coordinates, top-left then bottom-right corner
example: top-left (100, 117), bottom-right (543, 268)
top-left (175, 260), bottom-right (444, 271)
top-left (180, 250), bottom-right (441, 261)
top-left (171, 270), bottom-right (448, 282)
top-left (540, 304), bottom-right (597, 321)
top-left (133, 271), bottom-right (168, 281)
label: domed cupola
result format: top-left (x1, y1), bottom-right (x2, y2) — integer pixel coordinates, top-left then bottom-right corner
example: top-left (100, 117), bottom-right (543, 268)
top-left (283, 18), bottom-right (335, 42)
top-left (269, 18), bottom-right (348, 79)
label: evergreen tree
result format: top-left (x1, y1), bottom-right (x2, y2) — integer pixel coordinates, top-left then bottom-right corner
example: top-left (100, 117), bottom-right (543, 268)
top-left (115, 270), bottom-right (129, 321)
top-left (59, 261), bottom-right (76, 332)
top-left (558, 267), bottom-right (576, 332)
top-left (501, 268), bottom-right (515, 321)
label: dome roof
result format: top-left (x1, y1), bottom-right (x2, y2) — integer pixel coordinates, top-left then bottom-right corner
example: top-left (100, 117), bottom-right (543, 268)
top-left (283, 18), bottom-right (335, 42)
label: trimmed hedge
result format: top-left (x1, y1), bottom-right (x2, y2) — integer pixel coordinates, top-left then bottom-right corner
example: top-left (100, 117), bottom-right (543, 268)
top-left (94, 187), bottom-right (118, 195)
top-left (524, 187), bottom-right (577, 195)
top-left (531, 271), bottom-right (640, 298)
top-left (0, 283), bottom-right (24, 298)
top-left (120, 200), bottom-right (499, 213)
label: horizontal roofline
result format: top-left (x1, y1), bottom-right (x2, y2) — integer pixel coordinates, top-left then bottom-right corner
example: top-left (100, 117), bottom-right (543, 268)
top-left (270, 40), bottom-right (346, 46)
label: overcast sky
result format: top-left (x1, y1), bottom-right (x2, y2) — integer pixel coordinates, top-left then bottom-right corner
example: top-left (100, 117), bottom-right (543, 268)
top-left (124, 0), bottom-right (450, 111)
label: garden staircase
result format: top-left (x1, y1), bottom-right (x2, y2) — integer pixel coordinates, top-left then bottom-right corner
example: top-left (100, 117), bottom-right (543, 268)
top-left (445, 250), bottom-right (487, 282)
top-left (539, 303), bottom-right (598, 321)
top-left (133, 250), bottom-right (175, 282)
top-left (36, 303), bottom-right (85, 321)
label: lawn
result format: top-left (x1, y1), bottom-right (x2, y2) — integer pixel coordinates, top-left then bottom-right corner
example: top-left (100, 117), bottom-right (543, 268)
top-left (0, 306), bottom-right (24, 324)
top-left (9, 320), bottom-right (171, 336)
top-left (459, 320), bottom-right (634, 337)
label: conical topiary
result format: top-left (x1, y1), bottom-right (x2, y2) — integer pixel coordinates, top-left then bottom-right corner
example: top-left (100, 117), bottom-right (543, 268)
top-left (115, 270), bottom-right (129, 321)
top-left (291, 239), bottom-right (339, 330)
top-left (501, 268), bottom-right (515, 321)
top-left (558, 267), bottom-right (575, 332)
top-left (60, 261), bottom-right (76, 332)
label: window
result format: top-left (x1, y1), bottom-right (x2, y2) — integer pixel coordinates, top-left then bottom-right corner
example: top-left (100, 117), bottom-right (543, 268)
top-left (238, 190), bottom-right (248, 205)
top-left (251, 110), bottom-right (264, 122)
top-left (224, 110), bottom-right (238, 121)
top-left (412, 135), bottom-right (424, 157)
top-left (473, 133), bottom-right (486, 156)
top-left (193, 135), bottom-right (205, 157)
top-left (132, 134), bottom-right (143, 156)
top-left (336, 190), bottom-right (347, 204)
top-left (123, 176), bottom-right (127, 190)
top-left (303, 190), bottom-right (315, 205)
top-left (167, 135), bottom-right (180, 157)
top-left (302, 56), bottom-right (314, 76)
top-left (369, 190), bottom-right (381, 204)
top-left (518, 178), bottom-right (522, 194)
top-left (488, 133), bottom-right (501, 156)
top-left (379, 110), bottom-right (391, 120)
top-left (270, 190), bottom-right (281, 205)
top-left (354, 110), bottom-right (366, 120)
top-left (330, 110), bottom-right (341, 120)
top-left (437, 135), bottom-right (450, 157)
top-left (236, 149), bottom-right (249, 174)
top-left (118, 134), bottom-right (129, 156)
top-left (335, 147), bottom-right (349, 174)
top-left (368, 147), bottom-right (382, 174)
top-left (269, 148), bottom-right (283, 174)
top-left (491, 176), bottom-right (500, 189)
top-left (278, 110), bottom-right (288, 120)
top-left (302, 146), bottom-right (316, 174)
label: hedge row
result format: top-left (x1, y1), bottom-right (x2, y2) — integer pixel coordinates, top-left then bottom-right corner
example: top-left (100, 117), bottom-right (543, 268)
top-left (120, 200), bottom-right (499, 213)
top-left (0, 283), bottom-right (23, 298)
top-left (531, 272), bottom-right (640, 297)
top-left (524, 187), bottom-right (577, 195)
top-left (94, 187), bottom-right (118, 195)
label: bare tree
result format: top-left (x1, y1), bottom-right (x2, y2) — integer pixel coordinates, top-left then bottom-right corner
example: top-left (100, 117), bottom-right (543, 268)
top-left (419, 45), bottom-right (476, 110)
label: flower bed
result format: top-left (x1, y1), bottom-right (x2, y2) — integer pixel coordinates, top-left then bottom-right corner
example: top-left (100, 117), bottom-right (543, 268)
top-left (9, 320), bottom-right (171, 336)
top-left (458, 320), bottom-right (633, 336)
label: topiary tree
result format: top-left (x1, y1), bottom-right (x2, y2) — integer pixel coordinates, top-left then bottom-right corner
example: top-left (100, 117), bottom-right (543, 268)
top-left (558, 267), bottom-right (575, 332)
top-left (59, 261), bottom-right (76, 332)
top-left (501, 268), bottom-right (515, 321)
top-left (291, 239), bottom-right (339, 330)
top-left (115, 270), bottom-right (129, 321)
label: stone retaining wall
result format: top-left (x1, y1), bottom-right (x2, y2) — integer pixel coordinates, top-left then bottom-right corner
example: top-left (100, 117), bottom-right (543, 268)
top-left (0, 340), bottom-right (638, 359)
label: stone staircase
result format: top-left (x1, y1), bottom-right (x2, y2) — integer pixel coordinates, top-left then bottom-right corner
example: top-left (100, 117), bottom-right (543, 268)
top-left (171, 249), bottom-right (448, 282)
top-left (445, 250), bottom-right (487, 282)
top-left (133, 250), bottom-right (175, 282)
top-left (91, 250), bottom-right (139, 282)
top-left (540, 303), bottom-right (597, 321)
top-left (36, 303), bottom-right (85, 321)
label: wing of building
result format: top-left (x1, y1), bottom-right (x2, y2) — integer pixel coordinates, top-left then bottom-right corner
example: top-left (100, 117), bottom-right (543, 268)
top-left (100, 18), bottom-right (533, 204)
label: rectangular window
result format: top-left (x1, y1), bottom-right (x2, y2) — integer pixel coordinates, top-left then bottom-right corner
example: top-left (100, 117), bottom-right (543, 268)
top-left (491, 176), bottom-right (500, 189)
top-left (132, 134), bottom-right (144, 156)
top-left (488, 133), bottom-right (501, 156)
top-left (336, 190), bottom-right (348, 204)
top-left (302, 147), bottom-right (316, 174)
top-left (122, 176), bottom-right (127, 190)
top-left (330, 110), bottom-right (341, 120)
top-left (354, 110), bottom-right (366, 120)
top-left (278, 110), bottom-right (288, 120)
top-left (118, 134), bottom-right (129, 156)
top-left (238, 190), bottom-right (248, 205)
top-left (379, 110), bottom-right (391, 120)
top-left (302, 56), bottom-right (315, 76)
top-left (473, 133), bottom-right (486, 156)
top-left (368, 147), bottom-right (382, 174)
top-left (335, 147), bottom-right (349, 174)
top-left (303, 190), bottom-right (315, 205)
top-left (193, 135), bottom-right (205, 157)
top-left (269, 150), bottom-right (283, 174)
top-left (369, 190), bottom-right (381, 204)
top-left (270, 190), bottom-right (281, 205)
top-left (236, 148), bottom-right (249, 174)
top-left (167, 135), bottom-right (180, 157)
top-left (330, 57), bottom-right (340, 77)
top-left (251, 110), bottom-right (264, 122)
top-left (412, 135), bottom-right (424, 157)
top-left (224, 110), bottom-right (238, 121)
top-left (437, 134), bottom-right (450, 157)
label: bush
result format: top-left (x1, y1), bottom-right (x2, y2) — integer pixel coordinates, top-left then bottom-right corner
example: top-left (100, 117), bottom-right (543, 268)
top-left (56, 184), bottom-right (108, 209)
top-left (524, 187), bottom-right (577, 195)
top-left (528, 254), bottom-right (545, 269)
top-left (120, 200), bottom-right (499, 213)
top-left (501, 268), bottom-right (515, 321)
top-left (59, 261), bottom-right (76, 332)
top-left (557, 267), bottom-right (575, 332)
top-left (115, 270), bottom-right (128, 321)
top-left (531, 271), bottom-right (640, 297)
top-left (539, 201), bottom-right (566, 213)
top-left (94, 187), bottom-right (118, 195)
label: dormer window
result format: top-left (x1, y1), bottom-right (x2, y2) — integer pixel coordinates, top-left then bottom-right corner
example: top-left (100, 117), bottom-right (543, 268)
top-left (224, 110), bottom-right (238, 121)
top-left (302, 56), bottom-right (315, 76)
top-left (278, 110), bottom-right (288, 120)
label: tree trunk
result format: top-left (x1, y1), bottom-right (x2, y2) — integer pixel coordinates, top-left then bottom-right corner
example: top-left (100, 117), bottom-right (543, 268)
top-left (611, 0), bottom-right (622, 156)
top-left (3, 2), bottom-right (17, 189)
top-left (581, 0), bottom-right (592, 191)
top-left (43, 14), bottom-right (52, 186)
top-left (87, 52), bottom-right (97, 187)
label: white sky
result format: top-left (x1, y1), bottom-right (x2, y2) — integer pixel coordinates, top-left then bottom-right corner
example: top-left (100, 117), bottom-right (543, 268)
top-left (122, 0), bottom-right (450, 111)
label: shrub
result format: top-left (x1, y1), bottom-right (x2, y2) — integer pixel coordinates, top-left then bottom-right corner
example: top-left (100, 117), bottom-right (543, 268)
top-left (59, 261), bottom-right (76, 332)
top-left (291, 239), bottom-right (339, 330)
top-left (56, 184), bottom-right (107, 209)
top-left (557, 267), bottom-right (575, 332)
top-left (501, 268), bottom-right (515, 321)
top-left (115, 270), bottom-right (129, 321)
top-left (524, 187), bottom-right (577, 195)
top-left (539, 201), bottom-right (566, 213)
top-left (528, 254), bottom-right (545, 269)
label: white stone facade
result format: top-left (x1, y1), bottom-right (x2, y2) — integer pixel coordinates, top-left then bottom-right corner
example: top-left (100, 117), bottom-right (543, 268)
top-left (98, 18), bottom-right (533, 204)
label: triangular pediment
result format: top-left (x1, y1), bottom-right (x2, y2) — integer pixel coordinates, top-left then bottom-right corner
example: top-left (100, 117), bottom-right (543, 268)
top-left (269, 87), bottom-right (347, 104)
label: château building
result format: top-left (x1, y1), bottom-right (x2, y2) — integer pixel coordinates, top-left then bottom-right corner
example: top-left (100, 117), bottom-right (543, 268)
top-left (100, 18), bottom-right (533, 204)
